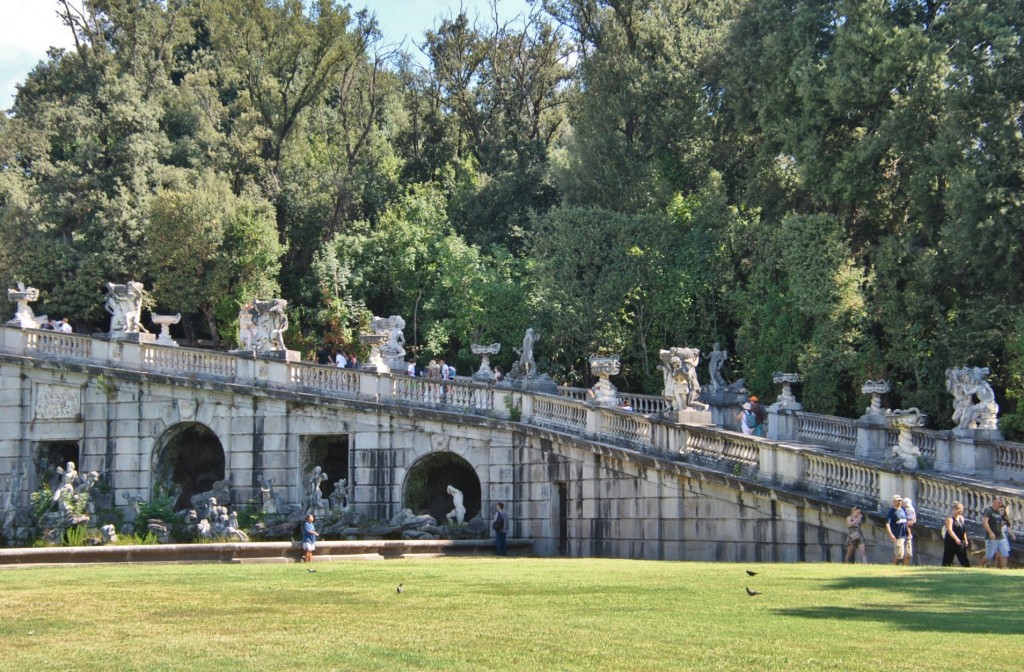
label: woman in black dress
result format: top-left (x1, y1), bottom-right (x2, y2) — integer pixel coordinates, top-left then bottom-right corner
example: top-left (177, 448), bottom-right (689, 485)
top-left (941, 501), bottom-right (970, 567)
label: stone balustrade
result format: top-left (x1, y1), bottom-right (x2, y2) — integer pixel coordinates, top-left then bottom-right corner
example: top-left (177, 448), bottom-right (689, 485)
top-left (4, 326), bottom-right (1024, 540)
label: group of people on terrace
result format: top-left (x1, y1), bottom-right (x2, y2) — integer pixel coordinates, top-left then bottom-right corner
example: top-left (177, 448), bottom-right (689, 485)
top-left (38, 317), bottom-right (73, 333)
top-left (844, 494), bottom-right (1017, 568)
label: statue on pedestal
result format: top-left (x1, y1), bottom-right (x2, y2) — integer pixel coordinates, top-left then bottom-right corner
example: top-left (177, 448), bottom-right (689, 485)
top-left (6, 282), bottom-right (45, 329)
top-left (705, 342), bottom-right (729, 392)
top-left (589, 355), bottom-right (621, 408)
top-left (251, 299), bottom-right (289, 352)
top-left (659, 347), bottom-right (708, 411)
top-left (946, 367), bottom-right (999, 431)
top-left (371, 315), bottom-right (407, 370)
top-left (104, 281), bottom-right (148, 338)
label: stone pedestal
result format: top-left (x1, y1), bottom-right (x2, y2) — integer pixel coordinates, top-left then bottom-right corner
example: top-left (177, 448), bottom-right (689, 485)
top-left (663, 409), bottom-right (714, 426)
top-left (766, 408), bottom-right (799, 441)
top-left (948, 431), bottom-right (996, 479)
top-left (855, 414), bottom-right (889, 460)
top-left (701, 391), bottom-right (748, 431)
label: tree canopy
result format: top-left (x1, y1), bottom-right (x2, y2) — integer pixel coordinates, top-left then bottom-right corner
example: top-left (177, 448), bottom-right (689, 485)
top-left (2, 0), bottom-right (1023, 435)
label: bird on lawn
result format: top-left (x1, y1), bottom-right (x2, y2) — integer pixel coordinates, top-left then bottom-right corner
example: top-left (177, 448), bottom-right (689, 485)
top-left (396, 583), bottom-right (404, 594)
top-left (745, 587), bottom-right (762, 596)
top-left (307, 568), bottom-right (316, 573)
top-left (745, 570), bottom-right (758, 576)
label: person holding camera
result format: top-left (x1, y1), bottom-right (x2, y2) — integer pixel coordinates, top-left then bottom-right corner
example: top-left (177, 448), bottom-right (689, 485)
top-left (844, 506), bottom-right (868, 563)
top-left (941, 501), bottom-right (971, 567)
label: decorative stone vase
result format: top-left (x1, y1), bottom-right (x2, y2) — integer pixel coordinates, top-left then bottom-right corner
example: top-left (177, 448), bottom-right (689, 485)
top-left (770, 372), bottom-right (802, 411)
top-left (589, 355), bottom-right (621, 408)
top-left (886, 408), bottom-right (927, 469)
top-left (151, 313), bottom-right (181, 347)
top-left (860, 379), bottom-right (890, 421)
top-left (359, 333), bottom-right (390, 373)
top-left (471, 343), bottom-right (501, 382)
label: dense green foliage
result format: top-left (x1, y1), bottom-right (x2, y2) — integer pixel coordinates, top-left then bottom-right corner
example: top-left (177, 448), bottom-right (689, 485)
top-left (1, 0), bottom-right (1022, 433)
top-left (1, 559), bottom-right (1022, 671)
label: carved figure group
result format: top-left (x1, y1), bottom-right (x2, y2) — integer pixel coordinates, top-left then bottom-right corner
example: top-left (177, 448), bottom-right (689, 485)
top-left (659, 347), bottom-right (707, 411)
top-left (104, 281), bottom-right (148, 337)
top-left (372, 315), bottom-right (407, 367)
top-left (7, 282), bottom-right (45, 329)
top-left (946, 367), bottom-right (999, 431)
top-left (250, 299), bottom-right (289, 352)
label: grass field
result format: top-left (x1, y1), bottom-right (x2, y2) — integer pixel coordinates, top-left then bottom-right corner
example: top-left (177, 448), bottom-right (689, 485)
top-left (0, 558), bottom-right (1021, 671)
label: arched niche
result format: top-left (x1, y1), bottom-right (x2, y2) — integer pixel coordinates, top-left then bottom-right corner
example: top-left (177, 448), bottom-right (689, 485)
top-left (151, 422), bottom-right (225, 510)
top-left (403, 452), bottom-right (481, 524)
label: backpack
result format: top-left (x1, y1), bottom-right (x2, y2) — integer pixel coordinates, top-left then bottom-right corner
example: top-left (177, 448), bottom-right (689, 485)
top-left (492, 513), bottom-right (505, 533)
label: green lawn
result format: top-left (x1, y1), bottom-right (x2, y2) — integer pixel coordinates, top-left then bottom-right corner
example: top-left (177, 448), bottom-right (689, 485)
top-left (0, 558), bottom-right (1020, 671)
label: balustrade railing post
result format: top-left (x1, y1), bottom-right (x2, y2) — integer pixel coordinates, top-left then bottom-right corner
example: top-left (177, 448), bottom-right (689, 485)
top-left (949, 434), bottom-right (995, 479)
top-left (585, 405), bottom-right (601, 438)
top-left (519, 392), bottom-right (533, 422)
top-left (378, 373), bottom-right (396, 403)
top-left (766, 408), bottom-right (797, 441)
top-left (757, 442), bottom-right (779, 484)
top-left (855, 419), bottom-right (889, 461)
top-left (2, 326), bottom-right (29, 353)
top-left (119, 340), bottom-right (143, 369)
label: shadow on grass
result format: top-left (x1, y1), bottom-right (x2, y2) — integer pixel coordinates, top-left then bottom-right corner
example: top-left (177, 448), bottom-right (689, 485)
top-left (774, 571), bottom-right (1024, 635)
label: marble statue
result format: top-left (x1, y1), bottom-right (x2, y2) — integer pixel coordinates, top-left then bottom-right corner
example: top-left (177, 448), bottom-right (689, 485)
top-left (52, 461), bottom-right (78, 504)
top-left (151, 313), bottom-right (181, 347)
top-left (446, 485), bottom-right (466, 525)
top-left (6, 282), bottom-right (45, 329)
top-left (104, 281), bottom-right (148, 338)
top-left (512, 328), bottom-right (539, 379)
top-left (250, 299), bottom-right (289, 352)
top-left (659, 347), bottom-right (708, 411)
top-left (371, 315), bottom-right (407, 370)
top-left (100, 523), bottom-right (117, 544)
top-left (256, 473), bottom-right (280, 515)
top-left (123, 492), bottom-right (146, 523)
top-left (946, 367), bottom-right (999, 431)
top-left (307, 466), bottom-right (329, 513)
top-left (330, 478), bottom-right (350, 512)
top-left (705, 342), bottom-right (729, 392)
top-left (238, 303), bottom-right (256, 349)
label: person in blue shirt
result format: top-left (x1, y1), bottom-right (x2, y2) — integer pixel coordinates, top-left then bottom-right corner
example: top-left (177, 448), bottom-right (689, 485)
top-left (885, 494), bottom-right (909, 565)
top-left (302, 514), bottom-right (319, 564)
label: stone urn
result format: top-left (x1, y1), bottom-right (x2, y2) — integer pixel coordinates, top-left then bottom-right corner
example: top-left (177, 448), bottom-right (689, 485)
top-left (860, 379), bottom-right (890, 423)
top-left (151, 313), bottom-right (181, 347)
top-left (471, 343), bottom-right (501, 382)
top-left (770, 372), bottom-right (802, 411)
top-left (358, 333), bottom-right (390, 373)
top-left (886, 408), bottom-right (927, 469)
top-left (589, 355), bottom-right (621, 408)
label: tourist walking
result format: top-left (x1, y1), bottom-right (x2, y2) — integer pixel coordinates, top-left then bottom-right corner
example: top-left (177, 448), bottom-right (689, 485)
top-left (302, 514), bottom-right (319, 564)
top-left (492, 502), bottom-right (508, 556)
top-left (740, 402), bottom-right (756, 435)
top-left (885, 494), bottom-right (910, 565)
top-left (941, 501), bottom-right (971, 567)
top-left (981, 496), bottom-right (1016, 569)
top-left (844, 506), bottom-right (868, 563)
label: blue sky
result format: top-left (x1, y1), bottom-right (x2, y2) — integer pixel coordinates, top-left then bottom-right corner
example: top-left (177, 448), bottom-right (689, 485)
top-left (0, 0), bottom-right (535, 111)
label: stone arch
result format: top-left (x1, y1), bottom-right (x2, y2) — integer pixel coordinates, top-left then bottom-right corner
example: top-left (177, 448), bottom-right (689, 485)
top-left (151, 422), bottom-right (225, 510)
top-left (403, 452), bottom-right (482, 524)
